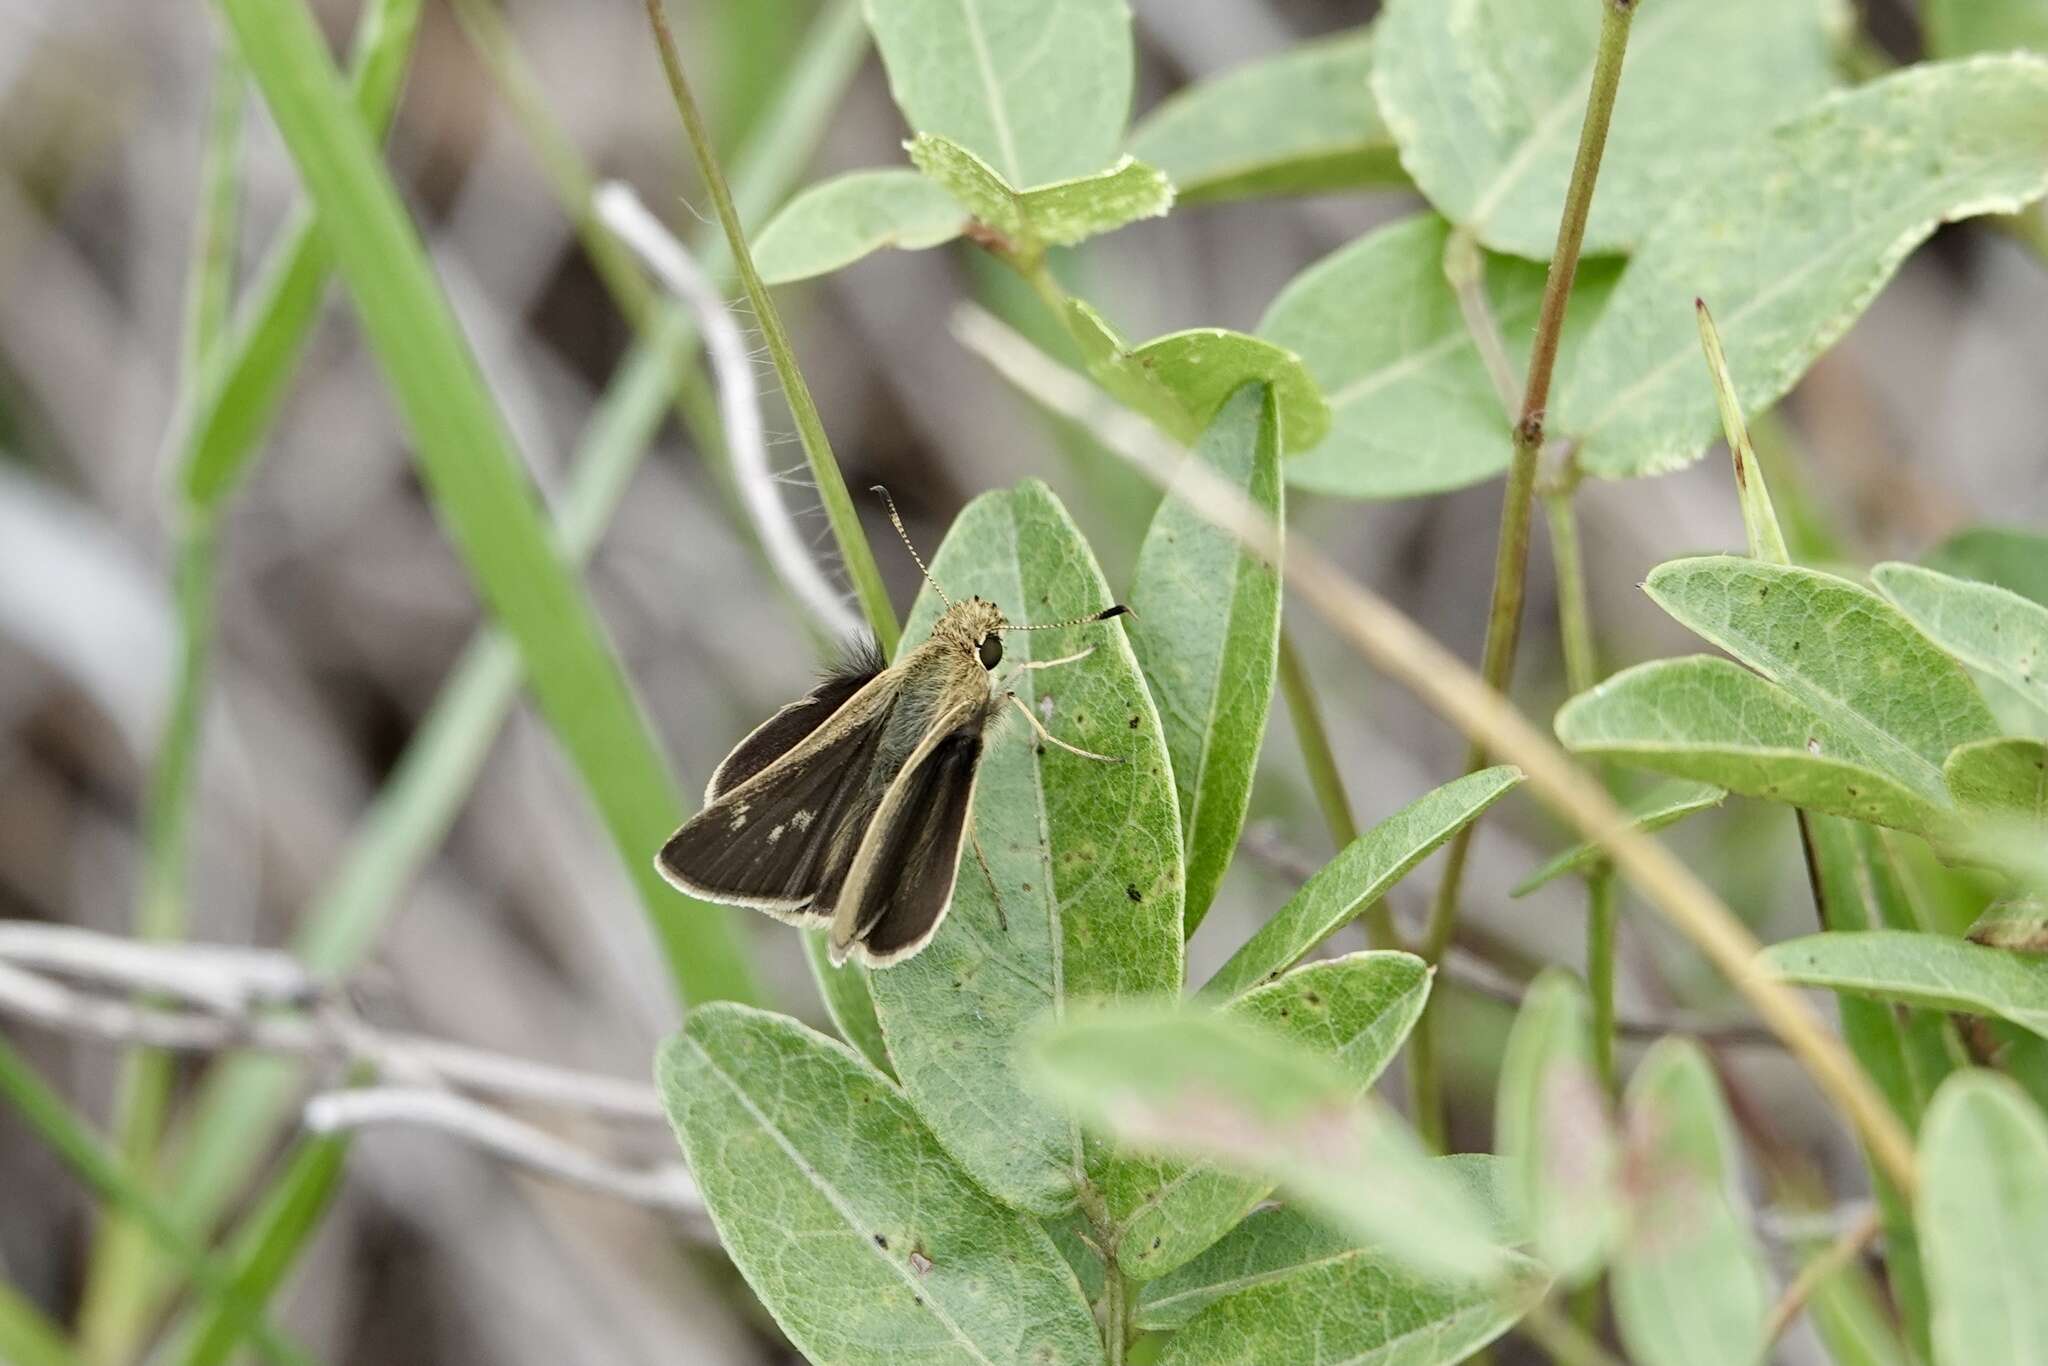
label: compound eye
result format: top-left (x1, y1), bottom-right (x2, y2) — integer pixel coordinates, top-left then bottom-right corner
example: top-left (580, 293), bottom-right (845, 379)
top-left (977, 634), bottom-right (1004, 670)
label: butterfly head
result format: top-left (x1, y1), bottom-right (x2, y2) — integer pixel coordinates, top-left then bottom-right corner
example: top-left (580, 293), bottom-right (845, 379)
top-left (934, 596), bottom-right (1009, 671)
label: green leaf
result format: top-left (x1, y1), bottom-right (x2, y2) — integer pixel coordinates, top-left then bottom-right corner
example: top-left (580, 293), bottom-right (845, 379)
top-left (1644, 557), bottom-right (1999, 807)
top-left (1129, 384), bottom-right (1282, 932)
top-left (804, 931), bottom-right (895, 1077)
top-left (1127, 29), bottom-right (1406, 203)
top-left (1924, 526), bottom-right (2048, 609)
top-left (864, 0), bottom-right (1132, 187)
top-left (660, 1006), bottom-right (1104, 1365)
top-left (908, 133), bottom-right (1172, 251)
top-left (1612, 1040), bottom-right (1771, 1366)
top-left (1512, 780), bottom-right (1725, 896)
top-left (1559, 56), bottom-right (2048, 478)
top-left (752, 169), bottom-right (964, 283)
top-left (1556, 657), bottom-right (1955, 833)
top-left (1134, 1206), bottom-right (1352, 1332)
top-left (1926, 0), bottom-right (2048, 57)
top-left (215, 0), bottom-right (757, 1005)
top-left (1066, 300), bottom-right (1330, 454)
top-left (1028, 1005), bottom-right (1504, 1281)
top-left (1919, 1071), bottom-right (2048, 1366)
top-left (1875, 562), bottom-right (2048, 723)
top-left (1202, 766), bottom-right (1523, 1001)
top-left (1764, 930), bottom-right (2048, 1040)
top-left (1495, 971), bottom-right (1620, 1282)
top-left (1153, 1246), bottom-right (1544, 1366)
top-left (1135, 1163), bottom-right (1523, 1332)
top-left (1945, 738), bottom-right (2048, 822)
top-left (1258, 213), bottom-right (1618, 499)
top-left (1371, 0), bottom-right (1842, 261)
top-left (1104, 953), bottom-right (1432, 1283)
top-left (866, 481), bottom-right (1183, 1214)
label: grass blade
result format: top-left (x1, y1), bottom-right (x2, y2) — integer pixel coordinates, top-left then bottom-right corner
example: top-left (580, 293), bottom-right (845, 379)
top-left (213, 0), bottom-right (757, 1006)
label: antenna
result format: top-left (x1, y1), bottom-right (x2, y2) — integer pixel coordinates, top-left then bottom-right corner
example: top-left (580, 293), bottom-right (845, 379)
top-left (1006, 605), bottom-right (1132, 631)
top-left (870, 485), bottom-right (951, 609)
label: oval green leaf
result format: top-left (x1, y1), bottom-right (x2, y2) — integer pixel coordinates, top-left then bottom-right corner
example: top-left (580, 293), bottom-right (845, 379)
top-left (1128, 29), bottom-right (1406, 203)
top-left (1556, 656), bottom-right (1956, 834)
top-left (1259, 213), bottom-right (1618, 499)
top-left (659, 1005), bottom-right (1104, 1365)
top-left (1129, 384), bottom-right (1282, 932)
top-left (1371, 0), bottom-right (1841, 260)
top-left (1559, 57), bottom-right (2048, 478)
top-left (1613, 1039), bottom-right (1771, 1366)
top-left (1945, 737), bottom-right (2048, 821)
top-left (867, 480), bottom-right (1183, 1214)
top-left (1495, 971), bottom-right (1620, 1282)
top-left (864, 0), bottom-right (1133, 188)
top-left (1027, 1003), bottom-right (1504, 1281)
top-left (1200, 765), bottom-right (1523, 1000)
top-left (1067, 300), bottom-right (1329, 454)
top-left (1762, 930), bottom-right (2048, 1040)
top-left (1875, 562), bottom-right (2048, 723)
top-left (908, 133), bottom-right (1172, 251)
top-left (1104, 952), bottom-right (1432, 1283)
top-left (1512, 780), bottom-right (1726, 896)
top-left (753, 168), bottom-right (964, 284)
top-left (1154, 1246), bottom-right (1545, 1366)
top-left (1645, 557), bottom-right (1999, 806)
top-left (1919, 1071), bottom-right (2048, 1366)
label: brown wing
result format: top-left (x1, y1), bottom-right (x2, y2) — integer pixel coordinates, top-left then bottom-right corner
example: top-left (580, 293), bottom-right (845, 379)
top-left (705, 638), bottom-right (885, 801)
top-left (657, 680), bottom-right (899, 923)
top-left (828, 701), bottom-right (989, 967)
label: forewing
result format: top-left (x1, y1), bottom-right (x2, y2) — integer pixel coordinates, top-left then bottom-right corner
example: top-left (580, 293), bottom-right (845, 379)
top-left (705, 639), bottom-right (885, 801)
top-left (658, 684), bottom-right (900, 921)
top-left (829, 703), bottom-right (988, 967)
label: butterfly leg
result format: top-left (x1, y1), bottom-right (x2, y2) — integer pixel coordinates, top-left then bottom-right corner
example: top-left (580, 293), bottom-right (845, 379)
top-left (1000, 645), bottom-right (1094, 686)
top-left (971, 833), bottom-right (1009, 933)
top-left (1006, 690), bottom-right (1122, 764)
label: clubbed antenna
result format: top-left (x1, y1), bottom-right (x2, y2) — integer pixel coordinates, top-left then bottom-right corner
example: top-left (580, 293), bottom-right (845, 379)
top-left (1007, 605), bottom-right (1133, 632)
top-left (870, 485), bottom-right (951, 609)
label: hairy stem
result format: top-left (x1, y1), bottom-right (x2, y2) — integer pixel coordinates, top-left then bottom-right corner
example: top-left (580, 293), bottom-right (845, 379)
top-left (640, 0), bottom-right (899, 653)
top-left (1411, 0), bottom-right (1638, 1148)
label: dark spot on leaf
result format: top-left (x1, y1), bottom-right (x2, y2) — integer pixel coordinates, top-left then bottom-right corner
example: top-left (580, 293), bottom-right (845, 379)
top-left (1128, 714), bottom-right (1140, 729)
top-left (1304, 991), bottom-right (1322, 1006)
top-left (874, 1234), bottom-right (888, 1249)
top-left (1126, 884), bottom-right (1142, 903)
top-left (1792, 641), bottom-right (1801, 651)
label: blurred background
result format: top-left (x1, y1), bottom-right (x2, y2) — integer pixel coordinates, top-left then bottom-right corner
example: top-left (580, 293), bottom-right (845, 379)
top-left (1, 1), bottom-right (2043, 1361)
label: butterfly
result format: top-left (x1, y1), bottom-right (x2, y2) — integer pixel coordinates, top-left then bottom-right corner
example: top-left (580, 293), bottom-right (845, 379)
top-left (655, 489), bottom-right (1129, 968)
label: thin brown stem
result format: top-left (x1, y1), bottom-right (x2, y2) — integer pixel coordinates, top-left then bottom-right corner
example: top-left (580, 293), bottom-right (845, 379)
top-left (1762, 1205), bottom-right (1885, 1346)
top-left (1411, 0), bottom-right (1639, 1148)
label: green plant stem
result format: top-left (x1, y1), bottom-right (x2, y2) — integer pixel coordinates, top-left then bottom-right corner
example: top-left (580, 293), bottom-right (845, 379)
top-left (640, 0), bottom-right (899, 655)
top-left (1542, 483), bottom-right (1619, 1096)
top-left (1409, 0), bottom-right (1638, 1151)
top-left (0, 1039), bottom-right (311, 1366)
top-left (0, 1282), bottom-right (79, 1366)
top-left (84, 51), bottom-right (244, 1357)
top-left (1102, 1262), bottom-right (1131, 1366)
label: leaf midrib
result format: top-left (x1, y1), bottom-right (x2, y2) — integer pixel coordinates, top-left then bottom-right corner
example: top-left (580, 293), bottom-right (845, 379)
top-left (956, 0), bottom-right (1023, 184)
